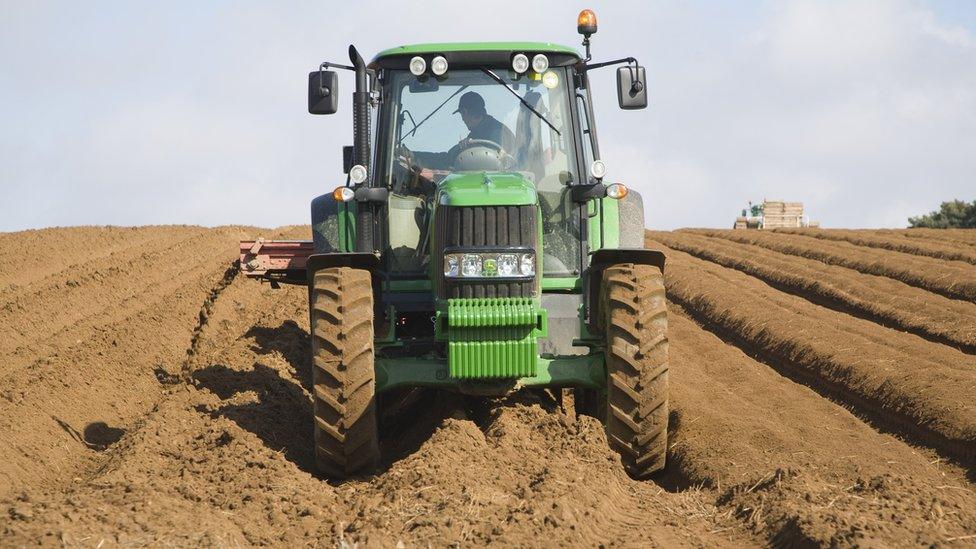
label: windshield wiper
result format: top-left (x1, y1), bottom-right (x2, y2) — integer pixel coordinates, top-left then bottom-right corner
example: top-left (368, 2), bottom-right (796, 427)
top-left (403, 85), bottom-right (469, 140)
top-left (399, 109), bottom-right (418, 140)
top-left (480, 69), bottom-right (560, 135)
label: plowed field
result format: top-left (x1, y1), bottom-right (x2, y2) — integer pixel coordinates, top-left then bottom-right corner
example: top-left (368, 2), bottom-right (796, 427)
top-left (2, 226), bottom-right (975, 547)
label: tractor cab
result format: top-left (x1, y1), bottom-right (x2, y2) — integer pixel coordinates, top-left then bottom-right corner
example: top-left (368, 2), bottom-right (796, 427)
top-left (239, 10), bottom-right (670, 481)
top-left (375, 43), bottom-right (587, 279)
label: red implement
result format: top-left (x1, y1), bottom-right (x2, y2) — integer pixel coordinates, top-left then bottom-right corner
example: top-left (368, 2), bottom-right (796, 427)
top-left (239, 239), bottom-right (314, 284)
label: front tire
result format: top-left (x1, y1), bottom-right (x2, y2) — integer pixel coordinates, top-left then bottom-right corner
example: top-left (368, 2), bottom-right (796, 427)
top-left (310, 267), bottom-right (380, 478)
top-left (592, 263), bottom-right (670, 479)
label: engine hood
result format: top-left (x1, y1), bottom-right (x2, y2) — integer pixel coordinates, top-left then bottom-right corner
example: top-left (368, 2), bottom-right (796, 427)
top-left (436, 172), bottom-right (537, 207)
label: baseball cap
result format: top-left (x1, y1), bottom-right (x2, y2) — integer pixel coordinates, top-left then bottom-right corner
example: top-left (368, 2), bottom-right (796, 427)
top-left (452, 91), bottom-right (486, 114)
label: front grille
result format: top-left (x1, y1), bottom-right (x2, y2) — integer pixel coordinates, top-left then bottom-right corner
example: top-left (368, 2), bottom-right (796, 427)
top-left (435, 205), bottom-right (537, 299)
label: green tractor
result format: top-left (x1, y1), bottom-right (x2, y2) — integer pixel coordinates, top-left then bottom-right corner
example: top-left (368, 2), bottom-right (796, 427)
top-left (240, 10), bottom-right (668, 479)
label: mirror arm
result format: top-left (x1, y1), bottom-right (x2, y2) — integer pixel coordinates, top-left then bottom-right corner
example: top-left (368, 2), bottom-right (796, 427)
top-left (314, 61), bottom-right (355, 99)
top-left (319, 61), bottom-right (355, 72)
top-left (582, 56), bottom-right (637, 72)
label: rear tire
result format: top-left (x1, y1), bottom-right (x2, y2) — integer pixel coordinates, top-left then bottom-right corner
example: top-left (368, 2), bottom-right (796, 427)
top-left (310, 267), bottom-right (380, 478)
top-left (587, 263), bottom-right (669, 479)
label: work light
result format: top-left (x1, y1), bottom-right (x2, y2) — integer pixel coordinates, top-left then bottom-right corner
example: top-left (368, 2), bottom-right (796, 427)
top-left (590, 160), bottom-right (607, 180)
top-left (349, 164), bottom-right (368, 184)
top-left (409, 56), bottom-right (426, 76)
top-left (431, 55), bottom-right (448, 76)
top-left (511, 53), bottom-right (529, 74)
top-left (531, 54), bottom-right (549, 73)
top-left (519, 253), bottom-right (535, 276)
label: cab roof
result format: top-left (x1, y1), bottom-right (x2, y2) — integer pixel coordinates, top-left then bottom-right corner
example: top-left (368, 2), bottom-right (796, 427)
top-left (374, 42), bottom-right (580, 60)
top-left (371, 42), bottom-right (581, 71)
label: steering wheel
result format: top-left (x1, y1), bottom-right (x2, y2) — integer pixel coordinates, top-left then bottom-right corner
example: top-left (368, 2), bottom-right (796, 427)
top-left (454, 138), bottom-right (515, 172)
top-left (458, 138), bottom-right (504, 154)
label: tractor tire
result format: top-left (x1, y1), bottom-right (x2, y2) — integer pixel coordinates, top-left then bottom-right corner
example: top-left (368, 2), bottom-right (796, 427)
top-left (310, 267), bottom-right (380, 478)
top-left (595, 263), bottom-right (669, 479)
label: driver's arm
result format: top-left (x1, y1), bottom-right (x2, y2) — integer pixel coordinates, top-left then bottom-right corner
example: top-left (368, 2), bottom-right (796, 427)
top-left (411, 141), bottom-right (463, 170)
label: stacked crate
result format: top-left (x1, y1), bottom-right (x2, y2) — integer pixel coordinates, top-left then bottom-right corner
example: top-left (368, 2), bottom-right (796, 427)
top-left (762, 200), bottom-right (804, 229)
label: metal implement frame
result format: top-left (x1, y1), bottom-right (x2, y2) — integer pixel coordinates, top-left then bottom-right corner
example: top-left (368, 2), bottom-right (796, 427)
top-left (374, 353), bottom-right (606, 393)
top-left (239, 239), bottom-right (314, 286)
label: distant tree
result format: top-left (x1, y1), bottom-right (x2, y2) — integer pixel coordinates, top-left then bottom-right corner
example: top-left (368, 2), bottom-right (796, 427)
top-left (908, 199), bottom-right (976, 228)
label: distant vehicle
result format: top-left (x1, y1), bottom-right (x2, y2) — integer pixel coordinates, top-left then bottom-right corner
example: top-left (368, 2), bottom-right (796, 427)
top-left (734, 200), bottom-right (818, 229)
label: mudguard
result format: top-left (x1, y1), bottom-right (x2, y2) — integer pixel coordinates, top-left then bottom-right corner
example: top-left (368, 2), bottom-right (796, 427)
top-left (617, 190), bottom-right (646, 249)
top-left (589, 248), bottom-right (666, 274)
top-left (310, 193), bottom-right (341, 253)
top-left (585, 247), bottom-right (666, 334)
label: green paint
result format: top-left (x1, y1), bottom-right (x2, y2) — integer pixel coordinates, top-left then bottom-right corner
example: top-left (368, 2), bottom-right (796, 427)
top-left (338, 201), bottom-right (356, 253)
top-left (600, 195), bottom-right (621, 249)
top-left (541, 277), bottom-right (581, 291)
top-left (585, 192), bottom-right (622, 251)
top-left (374, 42), bottom-right (580, 61)
top-left (374, 353), bottom-right (605, 393)
top-left (437, 172), bottom-right (537, 206)
top-left (439, 297), bottom-right (547, 379)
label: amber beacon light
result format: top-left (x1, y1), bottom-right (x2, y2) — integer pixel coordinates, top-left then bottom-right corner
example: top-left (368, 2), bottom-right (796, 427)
top-left (577, 9), bottom-right (598, 37)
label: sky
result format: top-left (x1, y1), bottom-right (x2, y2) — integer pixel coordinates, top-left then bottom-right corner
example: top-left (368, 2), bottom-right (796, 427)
top-left (1, 0), bottom-right (974, 231)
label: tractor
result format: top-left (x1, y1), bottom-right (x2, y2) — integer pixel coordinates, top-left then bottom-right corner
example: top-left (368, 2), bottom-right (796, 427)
top-left (239, 10), bottom-right (669, 479)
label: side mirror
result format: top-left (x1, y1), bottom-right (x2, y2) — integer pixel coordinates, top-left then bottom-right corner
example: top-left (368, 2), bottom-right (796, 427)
top-left (616, 65), bottom-right (647, 110)
top-left (308, 70), bottom-right (338, 115)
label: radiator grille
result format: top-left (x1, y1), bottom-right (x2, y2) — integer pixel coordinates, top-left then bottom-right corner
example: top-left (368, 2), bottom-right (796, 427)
top-left (435, 205), bottom-right (537, 299)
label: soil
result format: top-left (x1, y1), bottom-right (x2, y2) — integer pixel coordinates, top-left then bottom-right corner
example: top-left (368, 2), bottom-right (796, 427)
top-left (688, 228), bottom-right (976, 302)
top-left (651, 230), bottom-right (976, 352)
top-left (2, 226), bottom-right (975, 547)
top-left (772, 228), bottom-right (976, 265)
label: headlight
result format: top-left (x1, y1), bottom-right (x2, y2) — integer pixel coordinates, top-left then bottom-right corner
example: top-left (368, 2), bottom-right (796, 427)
top-left (444, 255), bottom-right (459, 277)
top-left (443, 251), bottom-right (535, 278)
top-left (512, 53), bottom-right (529, 74)
top-left (460, 254), bottom-right (482, 277)
top-left (497, 254), bottom-right (518, 276)
top-left (409, 56), bottom-right (426, 76)
top-left (531, 54), bottom-right (549, 73)
top-left (431, 55), bottom-right (448, 76)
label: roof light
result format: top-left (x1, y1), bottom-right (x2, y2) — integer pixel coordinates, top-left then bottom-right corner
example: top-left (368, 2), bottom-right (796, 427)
top-left (349, 164), bottom-right (368, 184)
top-left (332, 186), bottom-right (355, 202)
top-left (606, 183), bottom-right (628, 200)
top-left (577, 9), bottom-right (598, 36)
top-left (409, 56), bottom-right (426, 76)
top-left (531, 54), bottom-right (549, 73)
top-left (590, 159), bottom-right (607, 180)
top-left (430, 55), bottom-right (448, 76)
top-left (512, 53), bottom-right (529, 74)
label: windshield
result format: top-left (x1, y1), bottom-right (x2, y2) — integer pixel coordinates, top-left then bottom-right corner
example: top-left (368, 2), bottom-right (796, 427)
top-left (380, 67), bottom-right (582, 277)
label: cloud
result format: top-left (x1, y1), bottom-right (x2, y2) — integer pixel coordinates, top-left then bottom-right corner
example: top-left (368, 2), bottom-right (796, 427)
top-left (0, 0), bottom-right (974, 231)
top-left (607, 0), bottom-right (976, 228)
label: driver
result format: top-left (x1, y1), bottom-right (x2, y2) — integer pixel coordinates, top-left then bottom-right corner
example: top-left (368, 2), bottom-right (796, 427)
top-left (408, 91), bottom-right (515, 170)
